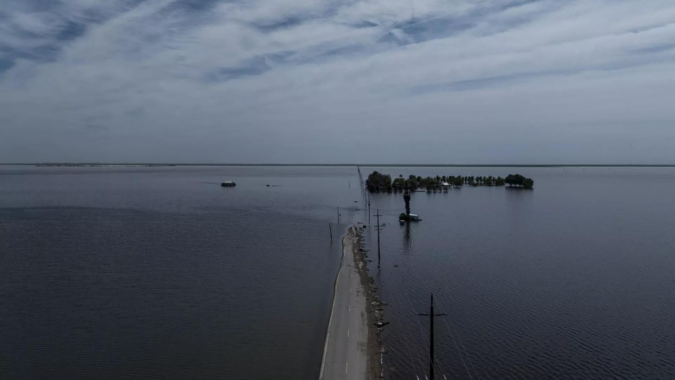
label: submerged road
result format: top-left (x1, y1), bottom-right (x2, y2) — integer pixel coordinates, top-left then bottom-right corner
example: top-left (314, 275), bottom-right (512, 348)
top-left (320, 227), bottom-right (369, 380)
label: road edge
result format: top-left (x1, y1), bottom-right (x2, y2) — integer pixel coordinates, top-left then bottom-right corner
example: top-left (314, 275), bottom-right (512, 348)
top-left (318, 226), bottom-right (350, 379)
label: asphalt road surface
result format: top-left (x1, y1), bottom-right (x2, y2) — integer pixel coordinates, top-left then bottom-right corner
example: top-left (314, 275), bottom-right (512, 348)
top-left (320, 228), bottom-right (368, 380)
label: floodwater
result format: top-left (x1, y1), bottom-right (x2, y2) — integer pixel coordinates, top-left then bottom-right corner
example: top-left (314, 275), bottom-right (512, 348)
top-left (0, 165), bottom-right (361, 380)
top-left (2, 165), bottom-right (675, 379)
top-left (363, 167), bottom-right (675, 379)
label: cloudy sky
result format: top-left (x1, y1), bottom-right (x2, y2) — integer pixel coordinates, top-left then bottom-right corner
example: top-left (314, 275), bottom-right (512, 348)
top-left (1, 0), bottom-right (674, 164)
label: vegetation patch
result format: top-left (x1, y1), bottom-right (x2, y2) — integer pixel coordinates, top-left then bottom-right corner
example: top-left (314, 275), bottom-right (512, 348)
top-left (365, 171), bottom-right (533, 192)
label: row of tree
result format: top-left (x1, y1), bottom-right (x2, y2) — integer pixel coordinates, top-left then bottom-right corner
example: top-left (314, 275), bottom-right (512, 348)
top-left (505, 174), bottom-right (534, 188)
top-left (366, 172), bottom-right (534, 192)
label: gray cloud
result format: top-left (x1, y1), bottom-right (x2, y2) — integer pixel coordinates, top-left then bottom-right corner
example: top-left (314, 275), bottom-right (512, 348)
top-left (1, 0), bottom-right (675, 163)
top-left (85, 124), bottom-right (109, 131)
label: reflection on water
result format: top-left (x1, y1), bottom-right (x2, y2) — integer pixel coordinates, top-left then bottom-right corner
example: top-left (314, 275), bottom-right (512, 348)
top-left (365, 167), bottom-right (675, 379)
top-left (2, 165), bottom-right (675, 379)
top-left (402, 221), bottom-right (412, 252)
top-left (0, 166), bottom-right (360, 380)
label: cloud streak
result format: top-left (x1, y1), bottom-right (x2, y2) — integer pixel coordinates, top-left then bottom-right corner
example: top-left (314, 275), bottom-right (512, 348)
top-left (1, 0), bottom-right (675, 163)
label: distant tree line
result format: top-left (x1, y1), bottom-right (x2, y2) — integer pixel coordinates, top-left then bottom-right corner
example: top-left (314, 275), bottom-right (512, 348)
top-left (366, 171), bottom-right (533, 192)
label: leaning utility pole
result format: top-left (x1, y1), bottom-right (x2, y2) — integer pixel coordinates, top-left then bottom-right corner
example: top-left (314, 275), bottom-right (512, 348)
top-left (373, 209), bottom-right (382, 268)
top-left (418, 294), bottom-right (447, 380)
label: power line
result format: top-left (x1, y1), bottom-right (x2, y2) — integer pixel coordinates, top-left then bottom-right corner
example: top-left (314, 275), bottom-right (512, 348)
top-left (403, 290), bottom-right (431, 363)
top-left (402, 286), bottom-right (451, 379)
top-left (389, 279), bottom-right (426, 378)
top-left (417, 294), bottom-right (447, 380)
top-left (403, 262), bottom-right (477, 380)
top-left (441, 310), bottom-right (481, 380)
top-left (373, 209), bottom-right (382, 268)
top-left (407, 251), bottom-right (482, 380)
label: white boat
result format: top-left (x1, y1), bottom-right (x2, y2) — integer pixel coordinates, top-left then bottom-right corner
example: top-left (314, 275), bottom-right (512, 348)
top-left (400, 214), bottom-right (422, 223)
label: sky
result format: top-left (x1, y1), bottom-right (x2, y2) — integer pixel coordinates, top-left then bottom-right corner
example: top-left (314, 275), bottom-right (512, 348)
top-left (1, 0), bottom-right (674, 164)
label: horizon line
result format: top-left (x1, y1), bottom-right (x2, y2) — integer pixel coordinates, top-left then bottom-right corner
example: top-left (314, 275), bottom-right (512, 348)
top-left (3, 163), bottom-right (675, 168)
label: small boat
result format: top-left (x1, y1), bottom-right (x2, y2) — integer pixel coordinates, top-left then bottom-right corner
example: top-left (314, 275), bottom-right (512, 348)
top-left (221, 181), bottom-right (236, 187)
top-left (400, 214), bottom-right (422, 223)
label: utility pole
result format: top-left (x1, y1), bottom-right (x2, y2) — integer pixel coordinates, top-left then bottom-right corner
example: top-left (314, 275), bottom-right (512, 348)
top-left (373, 209), bottom-right (382, 268)
top-left (367, 193), bottom-right (371, 225)
top-left (418, 294), bottom-right (447, 380)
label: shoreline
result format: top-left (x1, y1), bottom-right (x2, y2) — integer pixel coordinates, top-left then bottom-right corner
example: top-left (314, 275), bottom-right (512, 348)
top-left (319, 226), bottom-right (382, 380)
top-left (353, 226), bottom-right (385, 380)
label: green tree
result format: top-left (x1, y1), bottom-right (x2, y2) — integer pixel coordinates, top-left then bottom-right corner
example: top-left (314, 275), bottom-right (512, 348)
top-left (405, 178), bottom-right (417, 190)
top-left (366, 171), bottom-right (392, 192)
top-left (523, 178), bottom-right (534, 189)
top-left (505, 174), bottom-right (530, 187)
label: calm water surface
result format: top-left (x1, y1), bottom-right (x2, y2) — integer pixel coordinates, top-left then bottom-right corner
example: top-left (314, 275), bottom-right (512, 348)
top-left (2, 166), bottom-right (675, 379)
top-left (362, 167), bottom-right (675, 379)
top-left (0, 166), bottom-right (362, 380)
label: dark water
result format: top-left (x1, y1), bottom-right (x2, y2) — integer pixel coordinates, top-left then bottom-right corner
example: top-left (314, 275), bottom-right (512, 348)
top-left (3, 166), bottom-right (675, 379)
top-left (362, 167), bottom-right (675, 379)
top-left (0, 166), bottom-right (363, 380)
